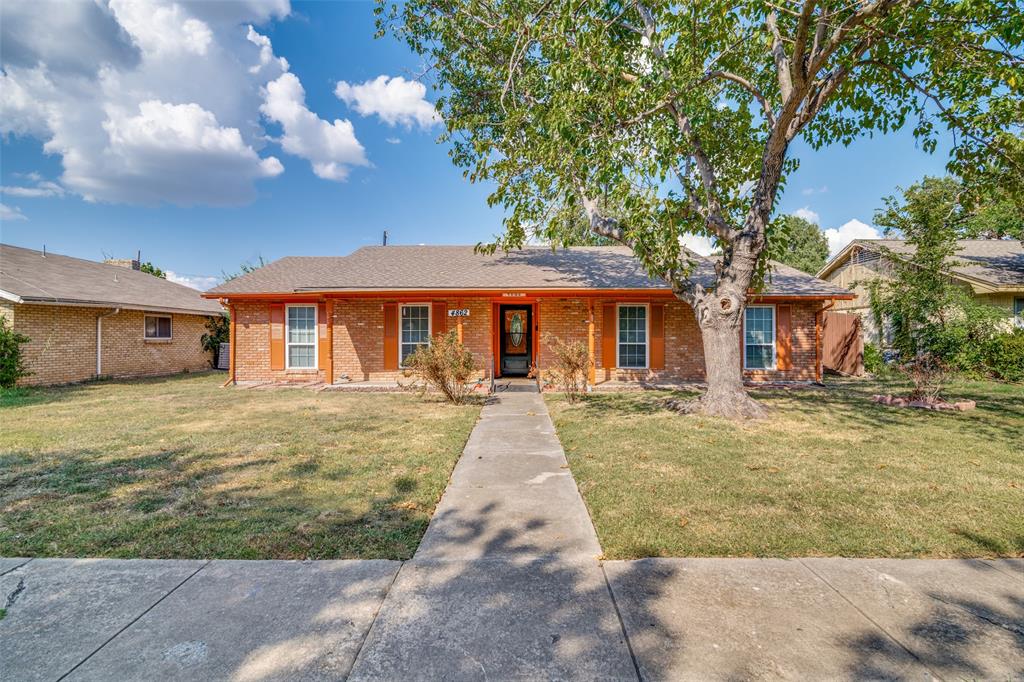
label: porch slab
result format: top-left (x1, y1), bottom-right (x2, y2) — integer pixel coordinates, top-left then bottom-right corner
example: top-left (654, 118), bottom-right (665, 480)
top-left (0, 558), bottom-right (206, 682)
top-left (66, 560), bottom-right (400, 682)
top-left (347, 558), bottom-right (637, 681)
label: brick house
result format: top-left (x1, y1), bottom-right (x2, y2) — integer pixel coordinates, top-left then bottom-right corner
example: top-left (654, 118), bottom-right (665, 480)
top-left (205, 245), bottom-right (852, 388)
top-left (0, 244), bottom-right (224, 386)
top-left (818, 239), bottom-right (1024, 345)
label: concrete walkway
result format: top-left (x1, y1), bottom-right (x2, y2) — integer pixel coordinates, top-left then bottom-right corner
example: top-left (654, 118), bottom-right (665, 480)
top-left (2, 389), bottom-right (1021, 680)
top-left (347, 388), bottom-right (637, 680)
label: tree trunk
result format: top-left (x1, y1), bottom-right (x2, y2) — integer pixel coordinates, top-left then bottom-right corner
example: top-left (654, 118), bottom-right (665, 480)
top-left (670, 291), bottom-right (768, 419)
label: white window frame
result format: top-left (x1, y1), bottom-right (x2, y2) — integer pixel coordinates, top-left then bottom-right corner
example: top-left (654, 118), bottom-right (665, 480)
top-left (285, 304), bottom-right (318, 370)
top-left (743, 304), bottom-right (777, 371)
top-left (399, 303), bottom-right (432, 368)
top-left (143, 314), bottom-right (172, 340)
top-left (616, 303), bottom-right (650, 370)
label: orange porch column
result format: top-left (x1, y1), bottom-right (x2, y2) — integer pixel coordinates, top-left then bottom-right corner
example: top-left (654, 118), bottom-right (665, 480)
top-left (587, 301), bottom-right (596, 385)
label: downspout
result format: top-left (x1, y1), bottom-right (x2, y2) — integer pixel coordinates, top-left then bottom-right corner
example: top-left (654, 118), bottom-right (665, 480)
top-left (815, 299), bottom-right (837, 383)
top-left (223, 302), bottom-right (236, 387)
top-left (96, 308), bottom-right (121, 377)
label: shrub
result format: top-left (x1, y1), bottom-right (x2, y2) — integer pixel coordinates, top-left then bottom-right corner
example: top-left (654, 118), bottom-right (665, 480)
top-left (201, 314), bottom-right (230, 368)
top-left (899, 353), bottom-right (947, 401)
top-left (0, 317), bottom-right (31, 388)
top-left (920, 296), bottom-right (1006, 375)
top-left (404, 330), bottom-right (477, 404)
top-left (863, 342), bottom-right (887, 375)
top-left (983, 330), bottom-right (1024, 383)
top-left (542, 333), bottom-right (590, 402)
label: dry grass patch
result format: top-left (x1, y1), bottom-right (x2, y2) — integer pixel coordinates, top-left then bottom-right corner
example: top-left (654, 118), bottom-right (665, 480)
top-left (547, 379), bottom-right (1023, 559)
top-left (0, 373), bottom-right (480, 559)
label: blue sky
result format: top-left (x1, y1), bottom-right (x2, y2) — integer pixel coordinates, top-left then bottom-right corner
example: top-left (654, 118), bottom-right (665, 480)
top-left (1, 1), bottom-right (954, 289)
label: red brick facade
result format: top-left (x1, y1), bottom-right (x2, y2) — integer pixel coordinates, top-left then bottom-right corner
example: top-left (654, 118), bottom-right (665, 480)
top-left (2, 302), bottom-right (216, 386)
top-left (229, 296), bottom-right (823, 385)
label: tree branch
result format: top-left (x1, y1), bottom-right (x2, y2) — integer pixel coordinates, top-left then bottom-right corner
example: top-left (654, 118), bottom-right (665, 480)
top-left (767, 10), bottom-right (794, 101)
top-left (704, 70), bottom-right (777, 127)
top-left (790, 0), bottom-right (818, 90)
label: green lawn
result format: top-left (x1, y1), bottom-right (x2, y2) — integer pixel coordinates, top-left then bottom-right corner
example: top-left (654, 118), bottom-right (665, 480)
top-left (548, 379), bottom-right (1023, 559)
top-left (0, 373), bottom-right (480, 560)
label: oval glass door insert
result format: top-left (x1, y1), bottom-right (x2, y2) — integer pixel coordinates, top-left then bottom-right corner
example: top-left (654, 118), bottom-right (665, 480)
top-left (509, 313), bottom-right (524, 348)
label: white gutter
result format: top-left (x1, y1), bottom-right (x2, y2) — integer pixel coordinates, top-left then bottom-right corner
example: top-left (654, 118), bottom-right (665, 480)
top-left (96, 308), bottom-right (121, 377)
top-left (0, 289), bottom-right (24, 303)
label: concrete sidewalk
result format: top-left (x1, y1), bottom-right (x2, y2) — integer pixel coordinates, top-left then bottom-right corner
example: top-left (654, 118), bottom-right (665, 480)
top-left (2, 389), bottom-right (1021, 680)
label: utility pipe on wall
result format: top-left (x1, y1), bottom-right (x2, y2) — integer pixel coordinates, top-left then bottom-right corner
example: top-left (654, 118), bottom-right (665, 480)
top-left (96, 308), bottom-right (121, 377)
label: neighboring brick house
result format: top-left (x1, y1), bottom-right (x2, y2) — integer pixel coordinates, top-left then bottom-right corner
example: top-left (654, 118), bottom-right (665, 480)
top-left (817, 239), bottom-right (1024, 345)
top-left (0, 244), bottom-right (224, 386)
top-left (205, 245), bottom-right (852, 388)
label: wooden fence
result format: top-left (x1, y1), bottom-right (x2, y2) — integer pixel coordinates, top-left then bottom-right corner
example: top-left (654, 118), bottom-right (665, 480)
top-left (822, 311), bottom-right (863, 376)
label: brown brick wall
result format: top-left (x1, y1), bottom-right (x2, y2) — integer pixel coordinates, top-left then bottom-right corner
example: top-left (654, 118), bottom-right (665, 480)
top-left (5, 303), bottom-right (215, 386)
top-left (230, 296), bottom-right (822, 384)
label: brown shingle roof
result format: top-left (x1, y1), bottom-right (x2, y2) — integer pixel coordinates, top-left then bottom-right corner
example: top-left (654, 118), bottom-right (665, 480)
top-left (0, 244), bottom-right (224, 315)
top-left (207, 245), bottom-right (849, 298)
top-left (821, 239), bottom-right (1024, 288)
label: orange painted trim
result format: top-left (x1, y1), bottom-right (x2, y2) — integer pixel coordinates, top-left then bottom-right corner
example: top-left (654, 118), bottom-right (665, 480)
top-left (532, 301), bottom-right (540, 371)
top-left (491, 301), bottom-right (501, 378)
top-left (325, 299), bottom-right (334, 384)
top-left (209, 289), bottom-right (854, 304)
top-left (226, 303), bottom-right (236, 386)
top-left (206, 288), bottom-right (682, 301)
top-left (587, 301), bottom-right (596, 385)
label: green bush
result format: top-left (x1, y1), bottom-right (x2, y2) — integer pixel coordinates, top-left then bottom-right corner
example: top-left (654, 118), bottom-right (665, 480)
top-left (863, 342), bottom-right (887, 375)
top-left (0, 317), bottom-right (31, 388)
top-left (982, 330), bottom-right (1024, 383)
top-left (201, 314), bottom-right (230, 367)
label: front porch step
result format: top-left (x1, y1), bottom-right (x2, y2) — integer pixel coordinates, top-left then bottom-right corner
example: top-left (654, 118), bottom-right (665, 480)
top-left (493, 377), bottom-right (539, 393)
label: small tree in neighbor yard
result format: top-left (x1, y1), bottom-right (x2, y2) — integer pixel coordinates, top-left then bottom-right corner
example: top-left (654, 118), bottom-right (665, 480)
top-left (404, 330), bottom-right (478, 404)
top-left (382, 0), bottom-right (1022, 418)
top-left (543, 334), bottom-right (591, 402)
top-left (201, 314), bottom-right (230, 368)
top-left (0, 317), bottom-right (31, 388)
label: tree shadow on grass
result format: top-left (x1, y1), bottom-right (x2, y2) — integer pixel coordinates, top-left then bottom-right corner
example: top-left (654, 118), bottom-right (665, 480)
top-left (0, 444), bottom-right (438, 561)
top-left (0, 372), bottom-right (219, 409)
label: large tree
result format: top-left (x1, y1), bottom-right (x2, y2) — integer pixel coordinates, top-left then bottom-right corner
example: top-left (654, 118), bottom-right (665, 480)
top-left (384, 0), bottom-right (1023, 417)
top-left (774, 214), bottom-right (829, 274)
top-left (877, 175), bottom-right (1024, 241)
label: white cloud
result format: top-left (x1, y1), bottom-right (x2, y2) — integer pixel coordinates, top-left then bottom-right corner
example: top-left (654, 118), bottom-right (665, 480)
top-left (246, 25), bottom-right (288, 75)
top-left (108, 1), bottom-right (213, 57)
top-left (801, 185), bottom-right (829, 196)
top-left (792, 206), bottom-right (820, 224)
top-left (0, 0), bottom-right (295, 206)
top-left (823, 218), bottom-right (880, 257)
top-left (83, 100), bottom-right (283, 205)
top-left (385, 137), bottom-right (401, 145)
top-left (0, 203), bottom-right (28, 221)
top-left (335, 75), bottom-right (440, 129)
top-left (680, 233), bottom-right (715, 257)
top-left (0, 180), bottom-right (65, 198)
top-left (166, 270), bottom-right (220, 291)
top-left (262, 73), bottom-right (367, 181)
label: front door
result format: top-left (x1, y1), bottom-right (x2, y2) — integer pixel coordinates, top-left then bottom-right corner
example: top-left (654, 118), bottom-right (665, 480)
top-left (500, 305), bottom-right (532, 376)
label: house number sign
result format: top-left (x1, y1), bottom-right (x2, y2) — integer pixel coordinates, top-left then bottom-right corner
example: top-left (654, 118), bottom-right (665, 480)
top-left (448, 309), bottom-right (471, 317)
